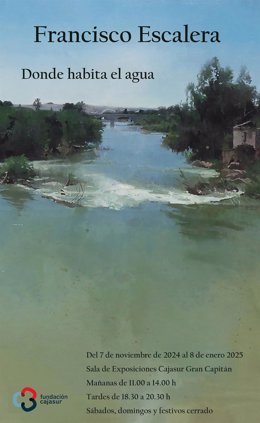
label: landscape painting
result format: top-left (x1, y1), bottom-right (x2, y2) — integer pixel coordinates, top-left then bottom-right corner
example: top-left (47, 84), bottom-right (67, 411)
top-left (0, 1), bottom-right (259, 422)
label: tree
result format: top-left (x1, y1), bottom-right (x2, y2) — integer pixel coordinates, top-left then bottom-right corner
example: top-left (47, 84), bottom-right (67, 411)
top-left (45, 113), bottom-right (63, 152)
top-left (3, 100), bottom-right (13, 107)
top-left (33, 98), bottom-right (42, 111)
top-left (0, 105), bottom-right (102, 159)
top-left (62, 101), bottom-right (86, 113)
top-left (235, 66), bottom-right (258, 119)
top-left (62, 102), bottom-right (75, 111)
top-left (164, 57), bottom-right (258, 160)
top-left (0, 100), bottom-right (13, 107)
top-left (75, 101), bottom-right (85, 113)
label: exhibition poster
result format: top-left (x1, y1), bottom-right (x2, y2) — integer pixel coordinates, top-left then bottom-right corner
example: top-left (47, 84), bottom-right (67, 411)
top-left (0, 1), bottom-right (259, 422)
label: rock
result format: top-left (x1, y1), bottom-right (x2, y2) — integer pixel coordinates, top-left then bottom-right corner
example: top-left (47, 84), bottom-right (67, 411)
top-left (192, 160), bottom-right (213, 169)
top-left (187, 186), bottom-right (204, 195)
top-left (221, 169), bottom-right (246, 180)
top-left (185, 181), bottom-right (211, 196)
top-left (228, 161), bottom-right (242, 170)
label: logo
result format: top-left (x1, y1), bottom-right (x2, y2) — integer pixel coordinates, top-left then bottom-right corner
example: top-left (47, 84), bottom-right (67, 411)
top-left (13, 387), bottom-right (37, 412)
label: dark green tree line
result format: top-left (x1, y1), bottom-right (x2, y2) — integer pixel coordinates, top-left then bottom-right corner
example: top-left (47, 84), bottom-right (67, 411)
top-left (0, 103), bottom-right (102, 159)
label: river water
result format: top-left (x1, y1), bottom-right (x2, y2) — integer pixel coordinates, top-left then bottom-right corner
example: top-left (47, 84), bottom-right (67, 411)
top-left (0, 123), bottom-right (259, 422)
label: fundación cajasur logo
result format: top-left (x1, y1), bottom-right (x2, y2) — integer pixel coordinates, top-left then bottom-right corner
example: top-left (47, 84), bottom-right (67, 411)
top-left (13, 386), bottom-right (37, 412)
top-left (12, 386), bottom-right (69, 412)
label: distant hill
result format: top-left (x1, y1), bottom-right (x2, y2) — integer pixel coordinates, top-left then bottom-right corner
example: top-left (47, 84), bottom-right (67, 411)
top-left (17, 103), bottom-right (155, 114)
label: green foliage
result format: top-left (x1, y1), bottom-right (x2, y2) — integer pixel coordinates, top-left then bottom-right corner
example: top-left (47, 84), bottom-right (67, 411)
top-left (45, 113), bottom-right (63, 151)
top-left (0, 104), bottom-right (102, 159)
top-left (33, 98), bottom-right (42, 111)
top-left (1, 155), bottom-right (35, 182)
top-left (175, 58), bottom-right (258, 159)
top-left (0, 100), bottom-right (13, 107)
top-left (183, 149), bottom-right (194, 162)
top-left (244, 161), bottom-right (260, 199)
top-left (62, 101), bottom-right (85, 112)
top-left (0, 107), bottom-right (49, 157)
top-left (60, 109), bottom-right (102, 147)
top-left (234, 144), bottom-right (255, 166)
top-left (139, 58), bottom-right (259, 161)
top-left (62, 102), bottom-right (76, 111)
top-left (245, 178), bottom-right (260, 198)
top-left (210, 159), bottom-right (224, 172)
top-left (136, 107), bottom-right (178, 133)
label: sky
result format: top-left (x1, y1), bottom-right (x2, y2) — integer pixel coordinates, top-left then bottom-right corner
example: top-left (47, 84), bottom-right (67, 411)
top-left (1, 0), bottom-right (260, 108)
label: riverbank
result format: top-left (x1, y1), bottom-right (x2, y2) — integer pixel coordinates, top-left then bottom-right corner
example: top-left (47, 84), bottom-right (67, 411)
top-left (0, 123), bottom-right (247, 207)
top-left (135, 121), bottom-right (260, 200)
top-left (182, 159), bottom-right (260, 199)
top-left (0, 124), bottom-right (242, 209)
top-left (1, 126), bottom-right (258, 207)
top-left (0, 103), bottom-right (102, 160)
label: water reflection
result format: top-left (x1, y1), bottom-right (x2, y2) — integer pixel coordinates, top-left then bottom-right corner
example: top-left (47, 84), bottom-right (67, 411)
top-left (0, 185), bottom-right (34, 211)
top-left (165, 203), bottom-right (247, 240)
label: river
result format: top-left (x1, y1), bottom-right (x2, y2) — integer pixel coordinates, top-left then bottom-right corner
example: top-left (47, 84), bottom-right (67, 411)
top-left (0, 123), bottom-right (259, 422)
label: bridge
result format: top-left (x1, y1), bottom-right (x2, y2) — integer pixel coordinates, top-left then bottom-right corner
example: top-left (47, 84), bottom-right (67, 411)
top-left (93, 112), bottom-right (140, 122)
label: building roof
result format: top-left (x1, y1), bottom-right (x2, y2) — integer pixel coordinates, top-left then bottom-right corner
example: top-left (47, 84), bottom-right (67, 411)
top-left (233, 120), bottom-right (255, 129)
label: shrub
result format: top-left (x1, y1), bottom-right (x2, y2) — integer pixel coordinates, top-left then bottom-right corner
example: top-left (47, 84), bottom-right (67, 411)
top-left (246, 160), bottom-right (260, 177)
top-left (211, 159), bottom-right (224, 172)
top-left (1, 155), bottom-right (35, 182)
top-left (244, 161), bottom-right (260, 198)
top-left (234, 144), bottom-right (255, 166)
top-left (245, 178), bottom-right (260, 198)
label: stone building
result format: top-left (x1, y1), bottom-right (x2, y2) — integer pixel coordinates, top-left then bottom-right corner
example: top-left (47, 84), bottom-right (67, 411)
top-left (233, 121), bottom-right (260, 150)
top-left (223, 121), bottom-right (260, 164)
